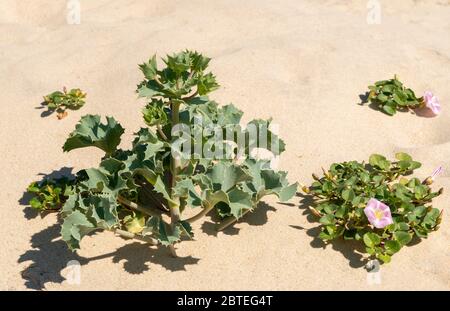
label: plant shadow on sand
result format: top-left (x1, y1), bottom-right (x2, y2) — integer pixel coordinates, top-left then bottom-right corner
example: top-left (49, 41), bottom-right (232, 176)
top-left (18, 168), bottom-right (200, 290)
top-left (200, 201), bottom-right (276, 236)
top-left (35, 101), bottom-right (55, 118)
top-left (294, 193), bottom-right (367, 269)
top-left (18, 223), bottom-right (200, 290)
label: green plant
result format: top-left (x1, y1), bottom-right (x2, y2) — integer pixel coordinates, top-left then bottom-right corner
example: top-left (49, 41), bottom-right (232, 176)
top-left (303, 153), bottom-right (443, 263)
top-left (30, 51), bottom-right (297, 256)
top-left (367, 76), bottom-right (423, 116)
top-left (26, 177), bottom-right (75, 211)
top-left (43, 87), bottom-right (86, 119)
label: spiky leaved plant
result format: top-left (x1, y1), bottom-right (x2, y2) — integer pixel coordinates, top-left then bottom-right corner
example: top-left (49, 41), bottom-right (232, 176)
top-left (30, 50), bottom-right (297, 256)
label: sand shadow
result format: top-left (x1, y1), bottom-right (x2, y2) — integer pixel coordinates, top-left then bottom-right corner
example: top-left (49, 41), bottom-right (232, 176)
top-left (357, 92), bottom-right (398, 116)
top-left (295, 193), bottom-right (366, 268)
top-left (200, 201), bottom-right (277, 237)
top-left (18, 166), bottom-right (201, 290)
top-left (18, 223), bottom-right (200, 290)
top-left (413, 106), bottom-right (436, 118)
top-left (18, 167), bottom-right (76, 220)
top-left (18, 224), bottom-right (86, 290)
top-left (35, 101), bottom-right (55, 118)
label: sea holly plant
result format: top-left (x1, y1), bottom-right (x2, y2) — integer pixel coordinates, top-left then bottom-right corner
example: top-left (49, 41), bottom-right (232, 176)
top-left (42, 87), bottom-right (86, 119)
top-left (26, 51), bottom-right (297, 257)
top-left (302, 153), bottom-right (443, 264)
top-left (366, 75), bottom-right (441, 116)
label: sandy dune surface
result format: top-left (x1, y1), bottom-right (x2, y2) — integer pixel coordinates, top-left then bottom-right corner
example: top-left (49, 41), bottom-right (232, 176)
top-left (1, 0), bottom-right (449, 290)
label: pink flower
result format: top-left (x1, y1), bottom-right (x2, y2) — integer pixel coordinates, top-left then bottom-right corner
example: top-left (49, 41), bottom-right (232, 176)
top-left (423, 91), bottom-right (441, 115)
top-left (364, 198), bottom-right (393, 229)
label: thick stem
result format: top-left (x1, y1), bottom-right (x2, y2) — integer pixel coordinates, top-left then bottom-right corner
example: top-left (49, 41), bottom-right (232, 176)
top-left (168, 101), bottom-right (182, 257)
top-left (117, 195), bottom-right (164, 218)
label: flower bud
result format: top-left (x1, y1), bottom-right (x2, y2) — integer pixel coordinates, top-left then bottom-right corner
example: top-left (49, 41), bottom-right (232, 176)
top-left (436, 211), bottom-right (443, 226)
top-left (423, 177), bottom-right (433, 185)
top-left (302, 185), bottom-right (310, 194)
top-left (309, 207), bottom-right (322, 217)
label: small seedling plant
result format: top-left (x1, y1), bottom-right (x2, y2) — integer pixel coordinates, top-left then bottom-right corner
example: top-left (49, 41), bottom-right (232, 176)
top-left (367, 76), bottom-right (441, 116)
top-left (27, 177), bottom-right (75, 212)
top-left (43, 87), bottom-right (86, 119)
top-left (27, 51), bottom-right (297, 256)
top-left (303, 153), bottom-right (443, 263)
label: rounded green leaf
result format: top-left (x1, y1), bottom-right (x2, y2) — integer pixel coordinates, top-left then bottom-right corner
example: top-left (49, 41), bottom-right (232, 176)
top-left (385, 240), bottom-right (401, 255)
top-left (393, 231), bottom-right (412, 246)
top-left (363, 232), bottom-right (381, 248)
top-left (377, 253), bottom-right (391, 263)
top-left (342, 189), bottom-right (355, 202)
top-left (319, 214), bottom-right (335, 225)
top-left (395, 152), bottom-right (412, 161)
top-left (382, 105), bottom-right (396, 115)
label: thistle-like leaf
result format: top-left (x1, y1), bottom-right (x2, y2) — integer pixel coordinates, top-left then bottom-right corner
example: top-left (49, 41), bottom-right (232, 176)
top-left (63, 115), bottom-right (125, 155)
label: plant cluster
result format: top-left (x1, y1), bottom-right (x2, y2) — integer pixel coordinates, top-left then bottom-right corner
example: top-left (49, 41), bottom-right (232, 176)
top-left (43, 87), bottom-right (86, 119)
top-left (367, 76), bottom-right (424, 116)
top-left (25, 51), bottom-right (444, 267)
top-left (304, 153), bottom-right (443, 263)
top-left (27, 177), bottom-right (75, 212)
top-left (28, 51), bottom-right (297, 256)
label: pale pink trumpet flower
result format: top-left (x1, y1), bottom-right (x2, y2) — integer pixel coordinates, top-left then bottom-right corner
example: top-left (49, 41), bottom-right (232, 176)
top-left (364, 198), bottom-right (393, 229)
top-left (423, 91), bottom-right (441, 115)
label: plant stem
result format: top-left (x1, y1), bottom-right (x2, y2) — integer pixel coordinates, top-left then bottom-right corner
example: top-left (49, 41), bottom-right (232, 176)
top-left (168, 101), bottom-right (182, 257)
top-left (183, 202), bottom-right (214, 223)
top-left (117, 195), bottom-right (164, 218)
top-left (156, 124), bottom-right (168, 141)
top-left (154, 75), bottom-right (164, 88)
top-left (182, 89), bottom-right (198, 101)
top-left (115, 229), bottom-right (159, 245)
top-left (217, 209), bottom-right (251, 231)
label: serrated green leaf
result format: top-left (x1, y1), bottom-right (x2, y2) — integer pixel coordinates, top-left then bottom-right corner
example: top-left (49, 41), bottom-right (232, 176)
top-left (63, 115), bottom-right (125, 155)
top-left (139, 55), bottom-right (158, 80)
top-left (227, 188), bottom-right (253, 219)
top-left (61, 210), bottom-right (95, 250)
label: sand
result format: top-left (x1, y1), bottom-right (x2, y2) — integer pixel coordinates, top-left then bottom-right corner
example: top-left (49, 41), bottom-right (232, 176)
top-left (1, 0), bottom-right (449, 290)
